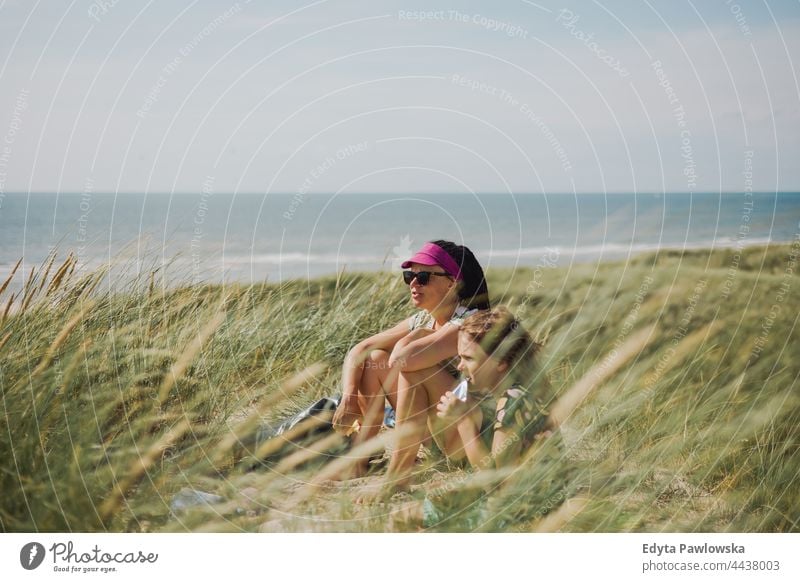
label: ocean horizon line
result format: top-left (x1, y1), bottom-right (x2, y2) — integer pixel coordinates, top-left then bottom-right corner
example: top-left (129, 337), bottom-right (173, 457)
top-left (0, 236), bottom-right (787, 274)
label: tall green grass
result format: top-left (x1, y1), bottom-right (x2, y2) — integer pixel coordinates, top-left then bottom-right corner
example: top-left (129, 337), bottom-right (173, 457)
top-left (1, 243), bottom-right (798, 532)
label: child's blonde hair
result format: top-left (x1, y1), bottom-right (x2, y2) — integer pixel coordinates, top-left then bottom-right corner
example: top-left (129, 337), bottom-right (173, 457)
top-left (459, 306), bottom-right (540, 375)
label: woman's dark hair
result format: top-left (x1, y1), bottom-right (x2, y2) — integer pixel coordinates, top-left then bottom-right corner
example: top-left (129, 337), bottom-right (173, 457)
top-left (432, 240), bottom-right (490, 310)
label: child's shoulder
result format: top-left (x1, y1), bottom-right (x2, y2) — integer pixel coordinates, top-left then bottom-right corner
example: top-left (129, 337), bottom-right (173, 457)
top-left (449, 305), bottom-right (480, 326)
top-left (494, 383), bottom-right (549, 437)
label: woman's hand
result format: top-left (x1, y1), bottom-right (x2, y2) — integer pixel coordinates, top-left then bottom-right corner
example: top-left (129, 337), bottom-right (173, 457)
top-left (332, 397), bottom-right (362, 436)
top-left (388, 327), bottom-right (435, 369)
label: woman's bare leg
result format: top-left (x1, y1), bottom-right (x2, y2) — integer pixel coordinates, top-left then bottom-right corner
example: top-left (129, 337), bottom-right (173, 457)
top-left (353, 327), bottom-right (434, 442)
top-left (384, 366), bottom-right (460, 489)
top-left (330, 349), bottom-right (389, 478)
top-left (338, 328), bottom-right (435, 480)
top-left (352, 327), bottom-right (433, 433)
top-left (355, 349), bottom-right (392, 443)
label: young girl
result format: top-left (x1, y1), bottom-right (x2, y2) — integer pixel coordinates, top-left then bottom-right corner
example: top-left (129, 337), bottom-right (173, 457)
top-left (435, 307), bottom-right (550, 471)
top-left (331, 240), bottom-right (490, 477)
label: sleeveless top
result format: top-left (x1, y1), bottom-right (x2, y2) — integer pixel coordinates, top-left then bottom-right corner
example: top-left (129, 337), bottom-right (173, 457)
top-left (408, 305), bottom-right (479, 378)
top-left (452, 380), bottom-right (549, 449)
top-left (494, 383), bottom-right (550, 446)
top-left (407, 304), bottom-right (478, 332)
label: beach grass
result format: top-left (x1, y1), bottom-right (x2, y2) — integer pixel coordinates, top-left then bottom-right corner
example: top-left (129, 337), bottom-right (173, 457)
top-left (1, 242), bottom-right (798, 532)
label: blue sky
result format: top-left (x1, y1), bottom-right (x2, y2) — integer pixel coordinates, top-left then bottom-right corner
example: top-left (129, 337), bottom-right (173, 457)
top-left (0, 0), bottom-right (798, 194)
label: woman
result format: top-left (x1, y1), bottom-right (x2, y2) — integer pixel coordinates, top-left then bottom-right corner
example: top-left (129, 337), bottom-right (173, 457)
top-left (331, 240), bottom-right (490, 478)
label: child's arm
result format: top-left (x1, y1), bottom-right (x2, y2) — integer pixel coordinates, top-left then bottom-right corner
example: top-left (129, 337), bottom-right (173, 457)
top-left (437, 392), bottom-right (490, 469)
top-left (490, 425), bottom-right (523, 468)
top-left (452, 402), bottom-right (523, 470)
top-left (490, 386), bottom-right (549, 468)
top-left (456, 413), bottom-right (492, 470)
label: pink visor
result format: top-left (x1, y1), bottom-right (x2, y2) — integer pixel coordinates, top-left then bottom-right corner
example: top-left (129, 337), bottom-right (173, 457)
top-left (401, 242), bottom-right (463, 281)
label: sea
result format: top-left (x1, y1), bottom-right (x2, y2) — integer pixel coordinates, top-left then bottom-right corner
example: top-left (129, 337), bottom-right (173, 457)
top-left (1, 192), bottom-right (798, 293)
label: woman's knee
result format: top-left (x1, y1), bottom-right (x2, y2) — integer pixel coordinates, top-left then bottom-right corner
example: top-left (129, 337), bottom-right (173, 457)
top-left (361, 349), bottom-right (389, 378)
top-left (359, 349), bottom-right (390, 397)
top-left (367, 348), bottom-right (390, 367)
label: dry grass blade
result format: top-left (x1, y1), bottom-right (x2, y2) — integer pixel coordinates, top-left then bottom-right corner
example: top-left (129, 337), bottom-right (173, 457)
top-left (2, 292), bottom-right (15, 323)
top-left (35, 251), bottom-right (57, 296)
top-left (83, 268), bottom-right (108, 297)
top-left (212, 362), bottom-right (327, 463)
top-left (20, 266), bottom-right (38, 313)
top-left (0, 331), bottom-right (12, 351)
top-left (291, 424), bottom-right (416, 506)
top-left (41, 340), bottom-right (92, 428)
top-left (22, 265), bottom-right (36, 295)
top-left (29, 301), bottom-right (95, 380)
top-left (531, 495), bottom-right (590, 532)
top-left (0, 257), bottom-right (22, 298)
top-left (157, 311), bottom-right (226, 404)
top-left (272, 430), bottom-right (346, 475)
top-left (442, 466), bottom-right (517, 492)
top-left (46, 253), bottom-right (76, 296)
top-left (548, 324), bottom-right (657, 428)
top-left (644, 321), bottom-right (722, 386)
top-left (98, 419), bottom-right (191, 522)
top-left (251, 412), bottom-right (333, 461)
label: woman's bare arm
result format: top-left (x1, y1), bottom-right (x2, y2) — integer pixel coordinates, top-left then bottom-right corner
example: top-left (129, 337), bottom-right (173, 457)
top-left (388, 323), bottom-right (460, 372)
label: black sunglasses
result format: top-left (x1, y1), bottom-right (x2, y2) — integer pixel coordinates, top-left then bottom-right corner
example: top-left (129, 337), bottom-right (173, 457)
top-left (402, 270), bottom-right (452, 285)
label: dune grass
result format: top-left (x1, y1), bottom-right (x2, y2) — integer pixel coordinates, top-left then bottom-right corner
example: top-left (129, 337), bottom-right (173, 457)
top-left (1, 242), bottom-right (798, 532)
